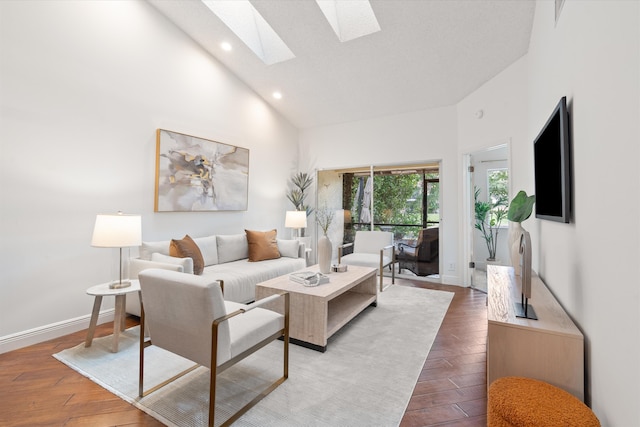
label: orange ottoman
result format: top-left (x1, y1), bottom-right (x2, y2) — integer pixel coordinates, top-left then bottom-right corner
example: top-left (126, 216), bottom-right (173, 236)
top-left (488, 377), bottom-right (600, 427)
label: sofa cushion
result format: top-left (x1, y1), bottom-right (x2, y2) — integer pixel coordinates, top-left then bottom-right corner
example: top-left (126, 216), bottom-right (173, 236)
top-left (139, 240), bottom-right (170, 260)
top-left (217, 233), bottom-right (249, 264)
top-left (246, 229), bottom-right (280, 262)
top-left (203, 257), bottom-right (306, 303)
top-left (151, 252), bottom-right (194, 275)
top-left (170, 235), bottom-right (204, 275)
top-left (193, 235), bottom-right (218, 266)
top-left (277, 239), bottom-right (300, 258)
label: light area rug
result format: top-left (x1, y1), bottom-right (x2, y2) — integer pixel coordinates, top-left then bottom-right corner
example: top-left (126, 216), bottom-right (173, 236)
top-left (54, 285), bottom-right (453, 427)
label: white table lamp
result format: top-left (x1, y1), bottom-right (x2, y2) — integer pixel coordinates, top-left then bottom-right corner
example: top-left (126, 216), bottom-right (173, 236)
top-left (285, 210), bottom-right (307, 239)
top-left (91, 212), bottom-right (142, 289)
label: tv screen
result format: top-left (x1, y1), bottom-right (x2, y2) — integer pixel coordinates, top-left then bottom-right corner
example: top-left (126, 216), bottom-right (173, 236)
top-left (534, 97), bottom-right (571, 223)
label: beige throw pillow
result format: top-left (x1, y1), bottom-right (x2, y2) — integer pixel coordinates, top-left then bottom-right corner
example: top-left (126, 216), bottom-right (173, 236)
top-left (216, 234), bottom-right (249, 263)
top-left (277, 239), bottom-right (300, 258)
top-left (245, 229), bottom-right (280, 262)
top-left (169, 235), bottom-right (204, 275)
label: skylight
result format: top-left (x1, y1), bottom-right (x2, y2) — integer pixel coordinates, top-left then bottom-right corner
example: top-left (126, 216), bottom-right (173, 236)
top-left (315, 0), bottom-right (381, 42)
top-left (201, 0), bottom-right (295, 65)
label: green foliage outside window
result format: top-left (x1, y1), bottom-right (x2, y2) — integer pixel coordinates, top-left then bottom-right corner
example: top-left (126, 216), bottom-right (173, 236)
top-left (345, 171), bottom-right (440, 241)
top-left (372, 174), bottom-right (422, 226)
top-left (488, 169), bottom-right (508, 205)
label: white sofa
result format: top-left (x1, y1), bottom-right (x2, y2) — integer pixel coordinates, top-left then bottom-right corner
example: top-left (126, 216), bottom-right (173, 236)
top-left (125, 232), bottom-right (306, 316)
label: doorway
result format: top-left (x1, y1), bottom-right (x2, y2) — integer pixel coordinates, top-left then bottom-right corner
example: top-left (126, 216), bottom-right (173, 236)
top-left (464, 144), bottom-right (510, 292)
top-left (317, 162), bottom-right (441, 281)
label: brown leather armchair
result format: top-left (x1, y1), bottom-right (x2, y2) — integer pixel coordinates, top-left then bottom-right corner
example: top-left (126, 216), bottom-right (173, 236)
top-left (396, 228), bottom-right (439, 276)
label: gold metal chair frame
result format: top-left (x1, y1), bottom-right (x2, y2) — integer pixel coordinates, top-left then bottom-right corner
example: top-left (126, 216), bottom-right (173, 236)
top-left (138, 290), bottom-right (290, 427)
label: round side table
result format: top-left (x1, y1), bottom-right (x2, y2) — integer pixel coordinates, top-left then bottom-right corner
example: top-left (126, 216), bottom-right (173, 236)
top-left (85, 280), bottom-right (140, 352)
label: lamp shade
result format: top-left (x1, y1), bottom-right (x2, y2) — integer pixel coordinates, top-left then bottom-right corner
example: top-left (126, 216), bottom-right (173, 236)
top-left (285, 210), bottom-right (307, 229)
top-left (91, 213), bottom-right (142, 248)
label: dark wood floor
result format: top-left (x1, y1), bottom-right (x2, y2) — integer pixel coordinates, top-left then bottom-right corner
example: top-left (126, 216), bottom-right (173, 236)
top-left (0, 279), bottom-right (487, 426)
top-left (400, 279), bottom-right (488, 426)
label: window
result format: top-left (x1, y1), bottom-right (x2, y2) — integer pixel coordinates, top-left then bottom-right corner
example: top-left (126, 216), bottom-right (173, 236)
top-left (343, 167), bottom-right (439, 242)
top-left (487, 168), bottom-right (509, 225)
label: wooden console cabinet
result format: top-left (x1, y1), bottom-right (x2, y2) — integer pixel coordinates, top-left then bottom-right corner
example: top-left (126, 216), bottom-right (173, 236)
top-left (487, 265), bottom-right (584, 401)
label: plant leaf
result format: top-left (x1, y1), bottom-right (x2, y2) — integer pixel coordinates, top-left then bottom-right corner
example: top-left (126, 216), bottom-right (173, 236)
top-left (507, 191), bottom-right (536, 222)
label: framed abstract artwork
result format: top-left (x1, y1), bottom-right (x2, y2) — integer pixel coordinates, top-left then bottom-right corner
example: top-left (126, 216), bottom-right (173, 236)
top-left (154, 129), bottom-right (249, 212)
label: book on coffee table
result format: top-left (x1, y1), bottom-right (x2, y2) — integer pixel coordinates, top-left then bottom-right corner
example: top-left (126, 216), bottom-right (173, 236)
top-left (289, 271), bottom-right (329, 287)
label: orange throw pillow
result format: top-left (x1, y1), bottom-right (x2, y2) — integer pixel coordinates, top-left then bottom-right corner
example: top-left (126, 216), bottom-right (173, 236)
top-left (170, 235), bottom-right (204, 275)
top-left (245, 229), bottom-right (280, 262)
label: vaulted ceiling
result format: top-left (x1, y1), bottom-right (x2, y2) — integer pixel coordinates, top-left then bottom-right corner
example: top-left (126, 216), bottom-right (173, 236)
top-left (149, 0), bottom-right (535, 129)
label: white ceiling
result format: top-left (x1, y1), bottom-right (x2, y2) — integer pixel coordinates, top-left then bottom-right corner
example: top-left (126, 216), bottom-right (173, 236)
top-left (148, 0), bottom-right (535, 129)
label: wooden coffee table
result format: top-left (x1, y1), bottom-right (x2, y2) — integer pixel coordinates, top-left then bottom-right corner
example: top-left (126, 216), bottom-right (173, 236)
top-left (255, 265), bottom-right (377, 352)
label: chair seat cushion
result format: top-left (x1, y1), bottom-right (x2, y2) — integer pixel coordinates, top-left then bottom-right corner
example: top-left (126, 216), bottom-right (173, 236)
top-left (225, 301), bottom-right (284, 360)
top-left (341, 253), bottom-right (392, 269)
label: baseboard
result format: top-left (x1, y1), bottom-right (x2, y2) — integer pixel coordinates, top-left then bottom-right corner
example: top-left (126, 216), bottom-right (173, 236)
top-left (385, 269), bottom-right (462, 286)
top-left (440, 274), bottom-right (462, 285)
top-left (0, 309), bottom-right (115, 354)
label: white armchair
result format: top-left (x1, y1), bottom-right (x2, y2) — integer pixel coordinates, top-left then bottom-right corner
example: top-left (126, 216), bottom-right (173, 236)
top-left (125, 258), bottom-right (185, 317)
top-left (338, 230), bottom-right (395, 291)
top-left (138, 269), bottom-right (289, 427)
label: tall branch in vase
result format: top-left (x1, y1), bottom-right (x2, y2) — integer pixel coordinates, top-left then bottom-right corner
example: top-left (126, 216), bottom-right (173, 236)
top-left (316, 205), bottom-right (335, 274)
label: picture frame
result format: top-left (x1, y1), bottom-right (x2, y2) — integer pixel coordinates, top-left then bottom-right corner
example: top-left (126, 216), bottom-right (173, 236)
top-left (154, 129), bottom-right (249, 212)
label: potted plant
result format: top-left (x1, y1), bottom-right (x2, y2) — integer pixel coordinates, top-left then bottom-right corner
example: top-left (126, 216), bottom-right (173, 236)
top-left (507, 190), bottom-right (536, 274)
top-left (287, 172), bottom-right (313, 213)
top-left (286, 172), bottom-right (313, 237)
top-left (474, 187), bottom-right (508, 262)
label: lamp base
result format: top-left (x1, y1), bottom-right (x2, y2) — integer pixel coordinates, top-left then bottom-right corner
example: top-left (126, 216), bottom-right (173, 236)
top-left (109, 280), bottom-right (132, 289)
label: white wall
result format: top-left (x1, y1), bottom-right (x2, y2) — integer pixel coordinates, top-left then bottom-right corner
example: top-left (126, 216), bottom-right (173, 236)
top-left (457, 55), bottom-right (529, 286)
top-left (525, 1), bottom-right (640, 424)
top-left (0, 0), bottom-right (298, 348)
top-left (299, 107), bottom-right (460, 283)
top-left (457, 55), bottom-right (529, 184)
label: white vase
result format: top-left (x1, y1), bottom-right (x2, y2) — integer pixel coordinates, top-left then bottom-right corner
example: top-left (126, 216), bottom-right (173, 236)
top-left (317, 234), bottom-right (332, 274)
top-left (508, 222), bottom-right (524, 275)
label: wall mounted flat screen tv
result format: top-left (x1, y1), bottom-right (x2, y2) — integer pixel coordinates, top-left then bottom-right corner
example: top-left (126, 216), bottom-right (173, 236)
top-left (534, 96), bottom-right (571, 223)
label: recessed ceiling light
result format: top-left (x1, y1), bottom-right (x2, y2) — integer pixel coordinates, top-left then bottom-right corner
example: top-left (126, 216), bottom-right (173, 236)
top-left (272, 92), bottom-right (283, 100)
top-left (315, 0), bottom-right (381, 42)
top-left (221, 41), bottom-right (232, 51)
top-left (202, 0), bottom-right (295, 65)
